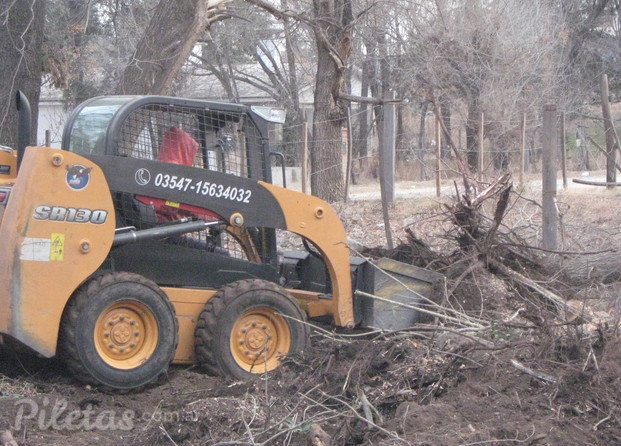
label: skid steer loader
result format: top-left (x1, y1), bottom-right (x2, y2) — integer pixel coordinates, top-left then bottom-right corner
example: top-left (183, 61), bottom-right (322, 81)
top-left (0, 92), bottom-right (444, 391)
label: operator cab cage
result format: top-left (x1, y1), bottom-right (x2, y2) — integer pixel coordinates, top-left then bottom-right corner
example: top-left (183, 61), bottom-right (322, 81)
top-left (62, 96), bottom-right (277, 181)
top-left (61, 96), bottom-right (287, 288)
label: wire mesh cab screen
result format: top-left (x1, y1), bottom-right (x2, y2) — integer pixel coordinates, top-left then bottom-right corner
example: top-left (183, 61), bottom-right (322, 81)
top-left (63, 96), bottom-right (269, 181)
top-left (62, 96), bottom-right (276, 265)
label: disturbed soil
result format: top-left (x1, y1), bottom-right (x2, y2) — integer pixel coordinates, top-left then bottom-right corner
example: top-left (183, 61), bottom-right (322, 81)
top-left (2, 178), bottom-right (621, 446)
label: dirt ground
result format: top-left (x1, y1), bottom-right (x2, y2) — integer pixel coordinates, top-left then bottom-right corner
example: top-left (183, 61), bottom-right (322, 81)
top-left (2, 176), bottom-right (621, 446)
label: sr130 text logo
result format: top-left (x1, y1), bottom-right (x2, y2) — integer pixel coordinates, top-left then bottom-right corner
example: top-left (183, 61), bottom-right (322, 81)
top-left (33, 206), bottom-right (108, 224)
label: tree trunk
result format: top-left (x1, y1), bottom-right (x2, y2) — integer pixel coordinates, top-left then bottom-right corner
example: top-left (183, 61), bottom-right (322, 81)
top-left (0, 0), bottom-right (45, 148)
top-left (440, 98), bottom-right (452, 159)
top-left (116, 0), bottom-right (218, 95)
top-left (466, 95), bottom-right (481, 170)
top-left (310, 0), bottom-right (353, 202)
top-left (311, 42), bottom-right (346, 201)
top-left (418, 101), bottom-right (428, 180)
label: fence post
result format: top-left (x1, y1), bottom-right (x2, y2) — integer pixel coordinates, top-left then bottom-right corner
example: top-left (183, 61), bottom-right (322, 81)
top-left (542, 104), bottom-right (558, 251)
top-left (380, 92), bottom-right (396, 205)
top-left (300, 122), bottom-right (308, 194)
top-left (344, 107), bottom-right (353, 202)
top-left (601, 74), bottom-right (617, 189)
top-left (378, 93), bottom-right (396, 249)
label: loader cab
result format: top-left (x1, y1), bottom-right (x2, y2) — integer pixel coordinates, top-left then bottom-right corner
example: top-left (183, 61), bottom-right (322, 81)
top-left (62, 96), bottom-right (278, 180)
top-left (61, 96), bottom-right (286, 289)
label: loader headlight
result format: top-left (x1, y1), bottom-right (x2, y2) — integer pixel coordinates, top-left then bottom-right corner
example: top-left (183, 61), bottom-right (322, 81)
top-left (250, 106), bottom-right (286, 124)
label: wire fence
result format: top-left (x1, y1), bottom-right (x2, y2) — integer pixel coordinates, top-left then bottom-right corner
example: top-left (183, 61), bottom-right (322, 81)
top-left (39, 100), bottom-right (617, 189)
top-left (269, 108), bottom-right (617, 188)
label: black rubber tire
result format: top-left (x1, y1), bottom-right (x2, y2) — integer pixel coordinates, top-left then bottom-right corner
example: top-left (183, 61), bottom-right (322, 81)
top-left (59, 272), bottom-right (178, 391)
top-left (195, 279), bottom-right (309, 380)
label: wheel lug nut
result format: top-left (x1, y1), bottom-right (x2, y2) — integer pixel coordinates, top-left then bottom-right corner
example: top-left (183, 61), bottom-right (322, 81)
top-left (109, 344), bottom-right (114, 349)
top-left (109, 321), bottom-right (114, 326)
top-left (130, 344), bottom-right (136, 348)
top-left (268, 336), bottom-right (272, 340)
top-left (120, 348), bottom-right (125, 353)
top-left (239, 340), bottom-right (245, 345)
top-left (134, 332), bottom-right (140, 336)
top-left (245, 350), bottom-right (250, 355)
top-left (262, 325), bottom-right (267, 329)
top-left (119, 316), bottom-right (125, 321)
top-left (252, 322), bottom-right (257, 327)
top-left (104, 332), bottom-right (110, 337)
top-left (130, 321), bottom-right (136, 325)
top-left (242, 328), bottom-right (247, 333)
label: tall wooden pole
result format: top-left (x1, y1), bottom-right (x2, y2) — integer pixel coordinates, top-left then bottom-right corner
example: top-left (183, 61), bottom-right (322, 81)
top-left (380, 93), bottom-right (396, 205)
top-left (301, 122), bottom-right (308, 194)
top-left (601, 74), bottom-right (617, 189)
top-left (344, 107), bottom-right (353, 202)
top-left (379, 93), bottom-right (396, 249)
top-left (542, 105), bottom-right (558, 251)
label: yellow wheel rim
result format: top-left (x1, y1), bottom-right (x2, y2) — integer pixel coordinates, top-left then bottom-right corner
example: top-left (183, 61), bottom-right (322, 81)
top-left (230, 307), bottom-right (291, 373)
top-left (94, 300), bottom-right (159, 370)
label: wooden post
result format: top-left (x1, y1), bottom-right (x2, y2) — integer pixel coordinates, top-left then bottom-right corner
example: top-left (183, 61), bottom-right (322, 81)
top-left (542, 104), bottom-right (558, 251)
top-left (435, 116), bottom-right (441, 197)
top-left (300, 122), bottom-right (308, 194)
top-left (45, 129), bottom-right (51, 147)
top-left (478, 112), bottom-right (484, 182)
top-left (379, 93), bottom-right (396, 249)
top-left (519, 113), bottom-right (526, 188)
top-left (344, 107), bottom-right (353, 202)
top-left (380, 93), bottom-right (396, 205)
top-left (601, 74), bottom-right (617, 189)
top-left (560, 111), bottom-right (567, 189)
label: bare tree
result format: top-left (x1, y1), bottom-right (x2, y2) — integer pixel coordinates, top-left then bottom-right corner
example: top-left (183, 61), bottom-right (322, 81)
top-left (116, 0), bottom-right (230, 95)
top-left (399, 0), bottom-right (564, 171)
top-left (308, 0), bottom-right (353, 202)
top-left (184, 0), bottom-right (313, 168)
top-left (245, 0), bottom-right (356, 202)
top-left (0, 0), bottom-right (46, 148)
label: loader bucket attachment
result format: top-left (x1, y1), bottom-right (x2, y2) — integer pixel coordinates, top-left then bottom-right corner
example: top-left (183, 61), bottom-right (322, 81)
top-left (355, 258), bottom-right (445, 331)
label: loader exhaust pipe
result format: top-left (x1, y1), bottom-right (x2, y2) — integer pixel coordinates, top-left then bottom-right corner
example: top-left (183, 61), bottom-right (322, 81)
top-left (16, 90), bottom-right (32, 170)
top-left (113, 219), bottom-right (225, 247)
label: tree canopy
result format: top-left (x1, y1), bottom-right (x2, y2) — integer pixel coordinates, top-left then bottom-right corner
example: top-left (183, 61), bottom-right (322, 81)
top-left (3, 0), bottom-right (621, 199)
